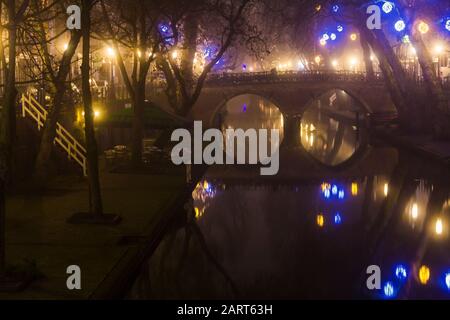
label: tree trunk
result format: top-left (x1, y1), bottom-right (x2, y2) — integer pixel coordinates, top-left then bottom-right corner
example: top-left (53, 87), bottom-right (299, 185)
top-left (397, 0), bottom-right (450, 139)
top-left (0, 0), bottom-right (19, 276)
top-left (359, 27), bottom-right (424, 131)
top-left (360, 32), bottom-right (375, 81)
top-left (131, 79), bottom-right (145, 166)
top-left (33, 32), bottom-right (81, 182)
top-left (181, 12), bottom-right (199, 98)
top-left (409, 27), bottom-right (449, 139)
top-left (81, 0), bottom-right (103, 216)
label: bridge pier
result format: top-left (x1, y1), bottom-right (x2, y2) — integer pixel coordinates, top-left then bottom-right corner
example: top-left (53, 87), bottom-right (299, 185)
top-left (282, 114), bottom-right (301, 148)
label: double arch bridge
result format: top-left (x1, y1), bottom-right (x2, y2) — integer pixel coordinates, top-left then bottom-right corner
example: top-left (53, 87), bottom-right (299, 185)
top-left (188, 70), bottom-right (398, 129)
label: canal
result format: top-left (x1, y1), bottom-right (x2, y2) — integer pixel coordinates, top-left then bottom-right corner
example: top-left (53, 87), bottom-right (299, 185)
top-left (129, 92), bottom-right (450, 299)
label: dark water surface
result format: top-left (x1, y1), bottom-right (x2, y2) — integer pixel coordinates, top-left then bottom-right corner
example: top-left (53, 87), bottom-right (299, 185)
top-left (131, 93), bottom-right (450, 299)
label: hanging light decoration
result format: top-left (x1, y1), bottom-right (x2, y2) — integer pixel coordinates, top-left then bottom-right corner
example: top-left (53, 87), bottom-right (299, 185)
top-left (417, 21), bottom-right (430, 34)
top-left (395, 20), bottom-right (406, 32)
top-left (337, 25), bottom-right (344, 32)
top-left (419, 265), bottom-right (431, 285)
top-left (382, 2), bottom-right (394, 14)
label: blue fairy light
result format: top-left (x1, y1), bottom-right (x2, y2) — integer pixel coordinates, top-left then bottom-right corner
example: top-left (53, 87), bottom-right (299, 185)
top-left (337, 25), bottom-right (344, 32)
top-left (330, 33), bottom-right (337, 41)
top-left (324, 189), bottom-right (331, 199)
top-left (395, 265), bottom-right (407, 281)
top-left (445, 272), bottom-right (450, 290)
top-left (338, 189), bottom-right (345, 199)
top-left (334, 213), bottom-right (342, 225)
top-left (332, 5), bottom-right (339, 13)
top-left (331, 185), bottom-right (338, 195)
top-left (322, 33), bottom-right (330, 41)
top-left (446, 19), bottom-right (450, 32)
top-left (383, 281), bottom-right (396, 298)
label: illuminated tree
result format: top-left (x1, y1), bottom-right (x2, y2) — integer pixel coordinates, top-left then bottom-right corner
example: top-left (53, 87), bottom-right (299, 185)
top-left (99, 0), bottom-right (162, 166)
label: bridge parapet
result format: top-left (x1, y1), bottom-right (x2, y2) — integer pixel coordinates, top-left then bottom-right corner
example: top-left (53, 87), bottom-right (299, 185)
top-left (206, 70), bottom-right (384, 87)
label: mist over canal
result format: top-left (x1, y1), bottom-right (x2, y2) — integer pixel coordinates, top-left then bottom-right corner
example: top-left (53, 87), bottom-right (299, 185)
top-left (130, 93), bottom-right (450, 300)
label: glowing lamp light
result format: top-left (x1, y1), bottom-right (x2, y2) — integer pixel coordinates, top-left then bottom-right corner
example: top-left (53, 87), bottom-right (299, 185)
top-left (395, 265), bottom-right (408, 281)
top-left (383, 183), bottom-right (389, 197)
top-left (395, 20), bottom-right (406, 32)
top-left (417, 21), bottom-right (429, 34)
top-left (94, 110), bottom-right (100, 118)
top-left (171, 50), bottom-right (178, 59)
top-left (322, 33), bottom-right (330, 41)
top-left (351, 182), bottom-right (358, 196)
top-left (330, 33), bottom-right (337, 41)
top-left (382, 2), bottom-right (394, 14)
top-left (383, 282), bottom-right (395, 298)
top-left (445, 272), bottom-right (450, 290)
top-left (337, 25), bottom-right (344, 32)
top-left (435, 218), bottom-right (443, 235)
top-left (194, 207), bottom-right (200, 219)
top-left (320, 38), bottom-right (327, 46)
top-left (334, 213), bottom-right (342, 225)
top-left (317, 214), bottom-right (325, 227)
top-left (315, 4), bottom-right (322, 12)
top-left (315, 55), bottom-right (321, 64)
top-left (62, 43), bottom-right (68, 51)
top-left (106, 47), bottom-right (115, 58)
top-left (160, 24), bottom-right (169, 33)
top-left (350, 33), bottom-right (357, 41)
top-left (419, 265), bottom-right (431, 285)
top-left (332, 60), bottom-right (338, 68)
top-left (411, 203), bottom-right (418, 220)
top-left (338, 189), bottom-right (345, 199)
top-left (434, 44), bottom-right (444, 55)
top-left (324, 189), bottom-right (331, 199)
top-left (321, 183), bottom-right (331, 192)
top-left (331, 185), bottom-right (338, 195)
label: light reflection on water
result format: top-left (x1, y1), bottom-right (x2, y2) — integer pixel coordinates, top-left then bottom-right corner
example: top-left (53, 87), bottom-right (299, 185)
top-left (218, 94), bottom-right (284, 162)
top-left (132, 93), bottom-right (450, 300)
top-left (300, 90), bottom-right (366, 166)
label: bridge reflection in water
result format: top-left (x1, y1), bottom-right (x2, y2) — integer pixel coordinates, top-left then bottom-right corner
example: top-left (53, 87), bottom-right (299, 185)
top-left (129, 94), bottom-right (450, 300)
top-left (300, 89), bottom-right (367, 166)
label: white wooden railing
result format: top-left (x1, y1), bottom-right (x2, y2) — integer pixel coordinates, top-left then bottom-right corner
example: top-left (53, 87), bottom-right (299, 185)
top-left (21, 93), bottom-right (87, 176)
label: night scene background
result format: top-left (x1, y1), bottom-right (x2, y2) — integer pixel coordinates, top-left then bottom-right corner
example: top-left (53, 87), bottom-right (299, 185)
top-left (0, 0), bottom-right (449, 300)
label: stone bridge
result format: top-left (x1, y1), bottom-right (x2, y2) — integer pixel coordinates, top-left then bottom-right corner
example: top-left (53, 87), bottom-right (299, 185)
top-left (188, 71), bottom-right (397, 127)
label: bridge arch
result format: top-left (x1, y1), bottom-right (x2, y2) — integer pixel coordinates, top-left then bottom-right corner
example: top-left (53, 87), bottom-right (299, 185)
top-left (208, 92), bottom-right (286, 128)
top-left (291, 87), bottom-right (374, 118)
